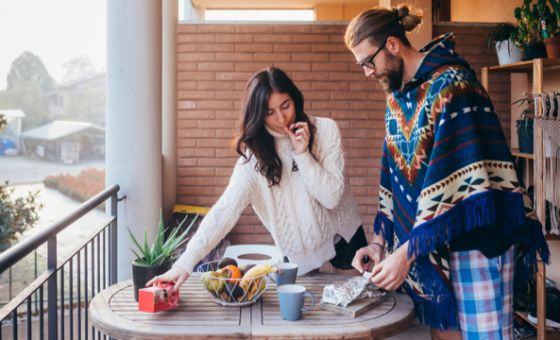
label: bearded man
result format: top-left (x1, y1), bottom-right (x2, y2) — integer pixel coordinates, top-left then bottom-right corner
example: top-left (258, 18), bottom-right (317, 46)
top-left (345, 5), bottom-right (549, 339)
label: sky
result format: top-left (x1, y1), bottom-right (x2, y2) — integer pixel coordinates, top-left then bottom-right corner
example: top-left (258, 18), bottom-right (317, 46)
top-left (0, 0), bottom-right (106, 89)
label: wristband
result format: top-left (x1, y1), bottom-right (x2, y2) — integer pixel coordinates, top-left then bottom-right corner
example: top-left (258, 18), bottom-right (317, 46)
top-left (369, 242), bottom-right (385, 251)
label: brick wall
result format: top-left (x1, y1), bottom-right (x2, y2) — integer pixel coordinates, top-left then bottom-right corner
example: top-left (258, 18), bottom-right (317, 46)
top-left (176, 22), bottom-right (510, 245)
top-left (433, 23), bottom-right (512, 141)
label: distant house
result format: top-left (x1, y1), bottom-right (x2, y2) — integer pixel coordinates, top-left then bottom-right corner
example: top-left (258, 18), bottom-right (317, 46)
top-left (21, 121), bottom-right (105, 164)
top-left (44, 73), bottom-right (105, 124)
top-left (0, 109), bottom-right (25, 155)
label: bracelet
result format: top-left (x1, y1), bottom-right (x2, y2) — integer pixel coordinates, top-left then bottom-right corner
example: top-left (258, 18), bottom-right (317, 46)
top-left (369, 242), bottom-right (385, 251)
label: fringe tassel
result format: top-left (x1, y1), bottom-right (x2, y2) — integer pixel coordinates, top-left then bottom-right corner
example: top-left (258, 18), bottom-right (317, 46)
top-left (404, 266), bottom-right (459, 331)
top-left (407, 190), bottom-right (527, 258)
top-left (373, 212), bottom-right (394, 251)
top-left (512, 217), bottom-right (551, 295)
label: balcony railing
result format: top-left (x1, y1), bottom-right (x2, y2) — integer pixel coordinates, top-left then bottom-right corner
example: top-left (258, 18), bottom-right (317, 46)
top-left (0, 184), bottom-right (120, 340)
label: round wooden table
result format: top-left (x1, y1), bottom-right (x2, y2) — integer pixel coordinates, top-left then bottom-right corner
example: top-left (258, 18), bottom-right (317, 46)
top-left (90, 273), bottom-right (415, 339)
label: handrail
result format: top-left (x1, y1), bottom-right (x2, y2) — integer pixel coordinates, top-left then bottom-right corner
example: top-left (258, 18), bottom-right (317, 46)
top-left (0, 217), bottom-right (113, 321)
top-left (0, 184), bottom-right (120, 274)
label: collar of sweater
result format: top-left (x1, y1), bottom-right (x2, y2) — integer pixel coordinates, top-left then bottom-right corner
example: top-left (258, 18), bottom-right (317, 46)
top-left (264, 125), bottom-right (291, 144)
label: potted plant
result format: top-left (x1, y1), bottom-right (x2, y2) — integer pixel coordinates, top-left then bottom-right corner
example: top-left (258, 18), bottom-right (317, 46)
top-left (544, 0), bottom-right (560, 58)
top-left (512, 94), bottom-right (535, 153)
top-left (514, 0), bottom-right (548, 60)
top-left (486, 23), bottom-right (523, 65)
top-left (129, 211), bottom-right (198, 301)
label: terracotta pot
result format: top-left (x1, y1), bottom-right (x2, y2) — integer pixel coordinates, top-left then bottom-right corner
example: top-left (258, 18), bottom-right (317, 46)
top-left (544, 36), bottom-right (560, 59)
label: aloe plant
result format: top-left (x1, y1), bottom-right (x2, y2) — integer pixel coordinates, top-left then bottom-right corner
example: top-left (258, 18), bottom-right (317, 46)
top-left (128, 211), bottom-right (198, 266)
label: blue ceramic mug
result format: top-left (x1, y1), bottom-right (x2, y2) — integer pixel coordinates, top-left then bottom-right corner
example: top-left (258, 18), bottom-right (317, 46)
top-left (276, 284), bottom-right (315, 321)
top-left (273, 262), bottom-right (298, 286)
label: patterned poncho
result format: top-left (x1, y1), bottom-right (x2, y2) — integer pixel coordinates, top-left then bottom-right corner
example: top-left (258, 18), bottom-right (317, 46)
top-left (374, 33), bottom-right (550, 329)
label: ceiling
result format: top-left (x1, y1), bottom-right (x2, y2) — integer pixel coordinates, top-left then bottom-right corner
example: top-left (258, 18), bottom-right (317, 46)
top-left (191, 0), bottom-right (376, 9)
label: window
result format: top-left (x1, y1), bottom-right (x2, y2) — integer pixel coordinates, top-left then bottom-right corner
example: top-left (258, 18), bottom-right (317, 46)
top-left (204, 9), bottom-right (315, 22)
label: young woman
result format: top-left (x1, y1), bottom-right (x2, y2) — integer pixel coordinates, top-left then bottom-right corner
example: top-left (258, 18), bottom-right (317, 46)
top-left (150, 67), bottom-right (365, 291)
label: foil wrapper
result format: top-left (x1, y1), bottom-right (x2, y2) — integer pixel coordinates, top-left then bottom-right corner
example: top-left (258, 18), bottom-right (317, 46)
top-left (321, 276), bottom-right (385, 308)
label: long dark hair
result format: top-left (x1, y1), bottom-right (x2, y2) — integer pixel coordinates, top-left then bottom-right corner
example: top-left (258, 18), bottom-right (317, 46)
top-left (235, 67), bottom-right (315, 186)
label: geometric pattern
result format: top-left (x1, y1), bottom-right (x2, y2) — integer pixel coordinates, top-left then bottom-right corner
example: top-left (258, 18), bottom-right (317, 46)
top-left (414, 161), bottom-right (522, 226)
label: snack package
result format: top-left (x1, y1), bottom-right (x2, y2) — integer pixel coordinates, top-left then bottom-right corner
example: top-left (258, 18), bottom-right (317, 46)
top-left (138, 282), bottom-right (179, 312)
top-left (321, 276), bottom-right (385, 308)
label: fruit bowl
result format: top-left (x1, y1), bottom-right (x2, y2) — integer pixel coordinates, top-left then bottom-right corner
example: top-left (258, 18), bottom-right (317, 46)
top-left (196, 260), bottom-right (275, 307)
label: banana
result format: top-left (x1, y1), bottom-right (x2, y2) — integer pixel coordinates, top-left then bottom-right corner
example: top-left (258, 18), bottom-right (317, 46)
top-left (244, 277), bottom-right (267, 301)
top-left (239, 263), bottom-right (276, 291)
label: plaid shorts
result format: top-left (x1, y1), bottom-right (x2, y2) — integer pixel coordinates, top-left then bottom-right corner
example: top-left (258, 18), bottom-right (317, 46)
top-left (450, 246), bottom-right (514, 339)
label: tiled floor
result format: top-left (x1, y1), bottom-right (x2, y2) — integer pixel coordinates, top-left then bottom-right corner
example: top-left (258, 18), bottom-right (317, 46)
top-left (386, 321), bottom-right (560, 340)
top-left (386, 321), bottom-right (431, 339)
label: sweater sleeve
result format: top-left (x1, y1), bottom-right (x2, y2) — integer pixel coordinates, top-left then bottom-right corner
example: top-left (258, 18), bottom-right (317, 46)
top-left (293, 118), bottom-right (345, 209)
top-left (173, 158), bottom-right (253, 274)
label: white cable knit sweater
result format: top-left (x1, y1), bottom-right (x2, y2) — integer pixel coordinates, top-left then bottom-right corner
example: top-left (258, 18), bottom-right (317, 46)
top-left (173, 116), bottom-right (362, 275)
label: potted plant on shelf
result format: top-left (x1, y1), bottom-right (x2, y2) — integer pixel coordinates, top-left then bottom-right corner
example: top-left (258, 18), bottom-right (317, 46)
top-left (514, 0), bottom-right (548, 60)
top-left (512, 94), bottom-right (535, 154)
top-left (129, 211), bottom-right (197, 301)
top-left (486, 23), bottom-right (523, 65)
top-left (544, 0), bottom-right (560, 58)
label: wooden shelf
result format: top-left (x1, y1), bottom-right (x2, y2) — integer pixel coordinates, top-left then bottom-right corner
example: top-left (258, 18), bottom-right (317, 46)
top-left (485, 58), bottom-right (560, 73)
top-left (515, 310), bottom-right (535, 326)
top-left (483, 57), bottom-right (560, 340)
top-left (514, 311), bottom-right (560, 334)
top-left (511, 148), bottom-right (534, 160)
top-left (545, 234), bottom-right (560, 241)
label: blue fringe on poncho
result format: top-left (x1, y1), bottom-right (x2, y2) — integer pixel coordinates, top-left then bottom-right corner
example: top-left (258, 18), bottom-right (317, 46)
top-left (374, 33), bottom-right (550, 330)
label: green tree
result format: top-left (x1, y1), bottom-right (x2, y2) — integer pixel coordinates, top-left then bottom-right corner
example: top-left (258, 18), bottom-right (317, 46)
top-left (0, 115), bottom-right (43, 250)
top-left (0, 113), bottom-right (6, 131)
top-left (0, 51), bottom-right (55, 129)
top-left (0, 182), bottom-right (42, 250)
top-left (61, 55), bottom-right (96, 83)
top-left (6, 51), bottom-right (56, 92)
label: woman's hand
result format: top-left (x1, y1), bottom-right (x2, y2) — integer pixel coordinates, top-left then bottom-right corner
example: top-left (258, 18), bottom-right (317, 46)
top-left (352, 243), bottom-right (385, 273)
top-left (283, 122), bottom-right (310, 155)
top-left (146, 266), bottom-right (190, 293)
top-left (369, 242), bottom-right (414, 291)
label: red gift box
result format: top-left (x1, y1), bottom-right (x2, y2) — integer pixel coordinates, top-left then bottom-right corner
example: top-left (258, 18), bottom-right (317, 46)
top-left (138, 282), bottom-right (179, 313)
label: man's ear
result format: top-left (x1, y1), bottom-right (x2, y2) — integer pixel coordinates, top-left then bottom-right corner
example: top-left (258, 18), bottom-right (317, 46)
top-left (386, 36), bottom-right (401, 55)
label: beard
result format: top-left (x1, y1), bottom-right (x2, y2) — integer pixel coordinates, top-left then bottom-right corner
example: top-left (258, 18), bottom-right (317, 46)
top-left (377, 53), bottom-right (404, 93)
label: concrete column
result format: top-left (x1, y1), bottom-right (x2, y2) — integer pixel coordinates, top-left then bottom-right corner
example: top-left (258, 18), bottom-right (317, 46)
top-left (379, 0), bottom-right (432, 48)
top-left (162, 0), bottom-right (177, 219)
top-left (106, 0), bottom-right (162, 280)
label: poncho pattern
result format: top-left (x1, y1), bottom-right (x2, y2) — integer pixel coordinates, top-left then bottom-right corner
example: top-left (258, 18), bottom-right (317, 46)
top-left (374, 33), bottom-right (550, 329)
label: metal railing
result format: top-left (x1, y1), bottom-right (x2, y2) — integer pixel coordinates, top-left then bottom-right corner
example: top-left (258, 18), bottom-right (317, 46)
top-left (0, 184), bottom-right (120, 340)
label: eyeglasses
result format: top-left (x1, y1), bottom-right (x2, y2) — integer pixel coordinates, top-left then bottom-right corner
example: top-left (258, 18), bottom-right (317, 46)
top-left (356, 37), bottom-right (387, 70)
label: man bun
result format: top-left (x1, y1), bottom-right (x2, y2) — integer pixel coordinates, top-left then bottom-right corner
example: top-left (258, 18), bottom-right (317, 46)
top-left (396, 5), bottom-right (422, 32)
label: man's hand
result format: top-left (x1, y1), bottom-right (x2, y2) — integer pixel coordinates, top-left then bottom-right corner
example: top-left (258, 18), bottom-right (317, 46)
top-left (146, 267), bottom-right (190, 293)
top-left (351, 243), bottom-right (385, 274)
top-left (370, 242), bottom-right (413, 291)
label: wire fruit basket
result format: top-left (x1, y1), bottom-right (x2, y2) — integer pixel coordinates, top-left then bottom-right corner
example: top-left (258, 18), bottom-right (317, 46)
top-left (196, 260), bottom-right (275, 307)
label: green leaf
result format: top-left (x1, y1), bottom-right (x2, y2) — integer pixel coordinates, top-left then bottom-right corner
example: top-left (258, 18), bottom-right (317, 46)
top-left (126, 210), bottom-right (203, 266)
